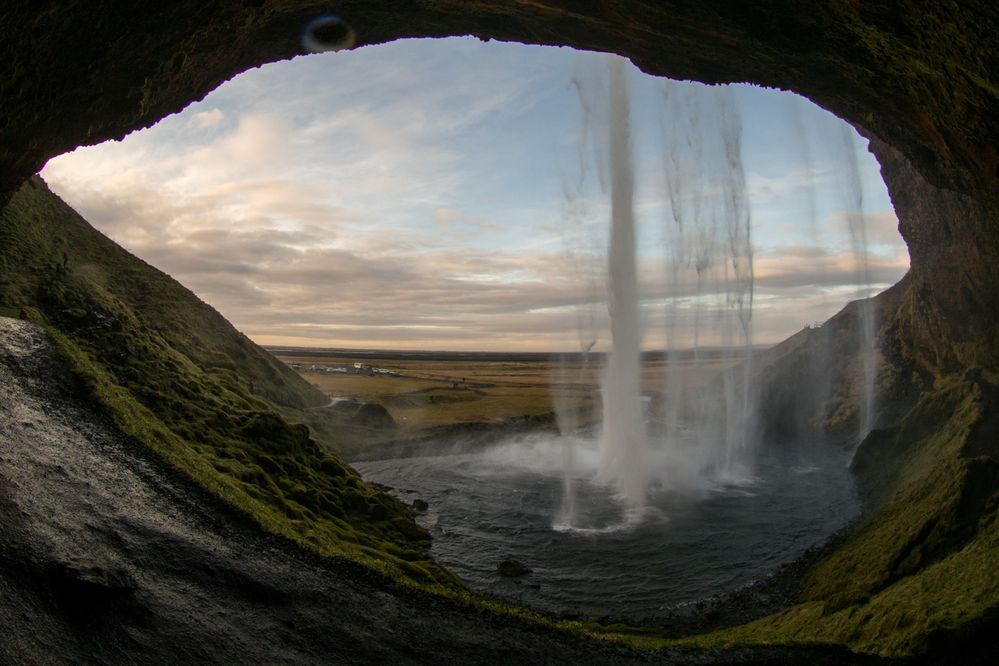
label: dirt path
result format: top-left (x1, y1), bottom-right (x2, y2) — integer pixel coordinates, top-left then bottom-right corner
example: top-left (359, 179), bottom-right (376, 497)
top-left (0, 319), bottom-right (879, 664)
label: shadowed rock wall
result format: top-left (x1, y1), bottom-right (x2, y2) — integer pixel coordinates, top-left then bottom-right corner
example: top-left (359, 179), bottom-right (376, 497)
top-left (872, 139), bottom-right (999, 375)
top-left (1, 1), bottom-right (997, 371)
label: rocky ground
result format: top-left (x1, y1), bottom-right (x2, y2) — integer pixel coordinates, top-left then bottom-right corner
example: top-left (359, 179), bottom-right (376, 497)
top-left (0, 318), bottom-right (885, 664)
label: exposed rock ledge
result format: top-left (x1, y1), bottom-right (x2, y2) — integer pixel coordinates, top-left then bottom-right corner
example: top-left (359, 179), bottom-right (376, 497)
top-left (0, 317), bottom-right (878, 664)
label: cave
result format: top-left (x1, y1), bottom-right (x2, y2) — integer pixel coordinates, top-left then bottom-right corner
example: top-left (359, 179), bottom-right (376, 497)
top-left (3, 2), bottom-right (997, 375)
top-left (1, 2), bottom-right (997, 662)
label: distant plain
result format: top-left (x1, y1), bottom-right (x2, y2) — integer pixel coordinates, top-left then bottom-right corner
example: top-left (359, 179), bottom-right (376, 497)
top-left (271, 348), bottom-right (736, 433)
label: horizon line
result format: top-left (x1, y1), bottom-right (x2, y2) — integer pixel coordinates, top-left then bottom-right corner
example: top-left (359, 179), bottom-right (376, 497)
top-left (261, 342), bottom-right (778, 358)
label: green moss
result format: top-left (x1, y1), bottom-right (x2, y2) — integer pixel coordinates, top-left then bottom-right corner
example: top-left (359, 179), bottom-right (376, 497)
top-left (668, 507), bottom-right (998, 656)
top-left (1, 177), bottom-right (460, 590)
top-left (4, 177), bottom-right (997, 656)
top-left (801, 383), bottom-right (985, 609)
top-left (649, 379), bottom-right (999, 657)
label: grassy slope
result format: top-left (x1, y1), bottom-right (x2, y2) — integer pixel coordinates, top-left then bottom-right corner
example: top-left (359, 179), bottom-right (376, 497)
top-left (3, 178), bottom-right (997, 657)
top-left (0, 177), bottom-right (458, 588)
top-left (646, 376), bottom-right (999, 657)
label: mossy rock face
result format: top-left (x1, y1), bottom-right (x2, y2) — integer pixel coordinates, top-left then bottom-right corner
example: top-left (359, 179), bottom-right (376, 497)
top-left (352, 402), bottom-right (396, 429)
top-left (318, 457), bottom-right (346, 478)
top-left (237, 412), bottom-right (310, 454)
top-left (688, 378), bottom-right (999, 657)
top-left (497, 560), bottom-right (532, 578)
top-left (0, 180), bottom-right (454, 589)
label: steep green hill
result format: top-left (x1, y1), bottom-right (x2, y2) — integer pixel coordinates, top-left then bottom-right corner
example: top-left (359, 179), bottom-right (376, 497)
top-left (3, 177), bottom-right (997, 658)
top-left (0, 177), bottom-right (458, 588)
top-left (650, 319), bottom-right (999, 657)
top-left (669, 375), bottom-right (999, 657)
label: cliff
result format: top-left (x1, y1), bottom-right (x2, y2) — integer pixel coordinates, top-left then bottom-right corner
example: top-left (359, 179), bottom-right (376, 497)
top-left (1, 2), bottom-right (997, 375)
top-left (0, 177), bottom-right (454, 588)
top-left (0, 316), bottom-right (665, 664)
top-left (1, 2), bottom-right (998, 661)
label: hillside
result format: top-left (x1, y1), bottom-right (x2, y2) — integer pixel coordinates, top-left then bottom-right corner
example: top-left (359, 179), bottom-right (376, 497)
top-left (0, 180), bottom-right (322, 410)
top-left (0, 317), bottom-right (665, 664)
top-left (658, 289), bottom-right (999, 658)
top-left (675, 374), bottom-right (999, 658)
top-left (1, 176), bottom-right (997, 660)
top-left (751, 277), bottom-right (925, 446)
top-left (0, 177), bottom-right (453, 587)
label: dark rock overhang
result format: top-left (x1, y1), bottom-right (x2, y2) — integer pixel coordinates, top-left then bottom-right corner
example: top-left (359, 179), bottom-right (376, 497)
top-left (2, 1), bottom-right (997, 371)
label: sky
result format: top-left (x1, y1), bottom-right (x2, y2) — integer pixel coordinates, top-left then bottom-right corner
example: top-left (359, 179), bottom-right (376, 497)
top-left (41, 37), bottom-right (909, 352)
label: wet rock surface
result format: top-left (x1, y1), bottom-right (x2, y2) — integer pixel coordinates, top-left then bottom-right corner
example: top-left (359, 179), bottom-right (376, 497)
top-left (497, 559), bottom-right (533, 578)
top-left (0, 318), bottom-right (636, 663)
top-left (0, 318), bottom-right (886, 663)
top-left (2, 4), bottom-right (995, 658)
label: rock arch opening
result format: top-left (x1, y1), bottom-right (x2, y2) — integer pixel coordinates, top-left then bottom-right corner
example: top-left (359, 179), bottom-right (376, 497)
top-left (41, 38), bottom-right (907, 356)
top-left (3, 3), bottom-right (995, 376)
top-left (2, 5), bottom-right (997, 658)
top-left (38, 38), bottom-right (914, 619)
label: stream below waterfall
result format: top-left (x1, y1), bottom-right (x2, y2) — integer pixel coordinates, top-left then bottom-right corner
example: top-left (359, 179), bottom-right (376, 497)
top-left (355, 435), bottom-right (858, 620)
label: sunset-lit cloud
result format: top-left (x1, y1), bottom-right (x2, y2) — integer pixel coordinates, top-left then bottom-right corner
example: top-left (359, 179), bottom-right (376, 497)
top-left (42, 39), bottom-right (908, 351)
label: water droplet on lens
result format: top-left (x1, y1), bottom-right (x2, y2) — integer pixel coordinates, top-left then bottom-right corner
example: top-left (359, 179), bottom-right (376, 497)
top-left (302, 15), bottom-right (356, 53)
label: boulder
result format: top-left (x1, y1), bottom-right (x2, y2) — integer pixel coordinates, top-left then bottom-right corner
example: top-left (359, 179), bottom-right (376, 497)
top-left (496, 559), bottom-right (532, 578)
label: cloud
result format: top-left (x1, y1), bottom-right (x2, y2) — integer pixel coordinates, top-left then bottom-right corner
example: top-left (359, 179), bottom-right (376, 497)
top-left (746, 167), bottom-right (818, 204)
top-left (177, 114), bottom-right (297, 185)
top-left (430, 207), bottom-right (501, 236)
top-left (824, 210), bottom-right (902, 247)
top-left (187, 108), bottom-right (225, 130)
top-left (40, 38), bottom-right (909, 352)
top-left (431, 207), bottom-right (462, 228)
top-left (48, 153), bottom-right (907, 350)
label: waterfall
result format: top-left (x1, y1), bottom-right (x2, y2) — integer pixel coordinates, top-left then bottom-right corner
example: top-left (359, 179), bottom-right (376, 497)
top-left (835, 125), bottom-right (877, 439)
top-left (656, 82), bottom-right (754, 483)
top-left (597, 57), bottom-right (647, 507)
top-left (556, 55), bottom-right (880, 523)
top-left (557, 55), bottom-right (757, 519)
top-left (782, 99), bottom-right (879, 445)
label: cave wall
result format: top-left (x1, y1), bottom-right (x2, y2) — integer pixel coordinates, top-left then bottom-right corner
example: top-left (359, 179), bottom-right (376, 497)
top-left (2, 1), bottom-right (997, 372)
top-left (872, 139), bottom-right (999, 375)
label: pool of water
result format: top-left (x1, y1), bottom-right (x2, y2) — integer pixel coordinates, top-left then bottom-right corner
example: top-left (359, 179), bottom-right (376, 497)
top-left (355, 435), bottom-right (857, 620)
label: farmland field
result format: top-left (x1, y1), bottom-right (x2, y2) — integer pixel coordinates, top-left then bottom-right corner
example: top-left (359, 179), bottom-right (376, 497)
top-left (270, 347), bottom-right (735, 433)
